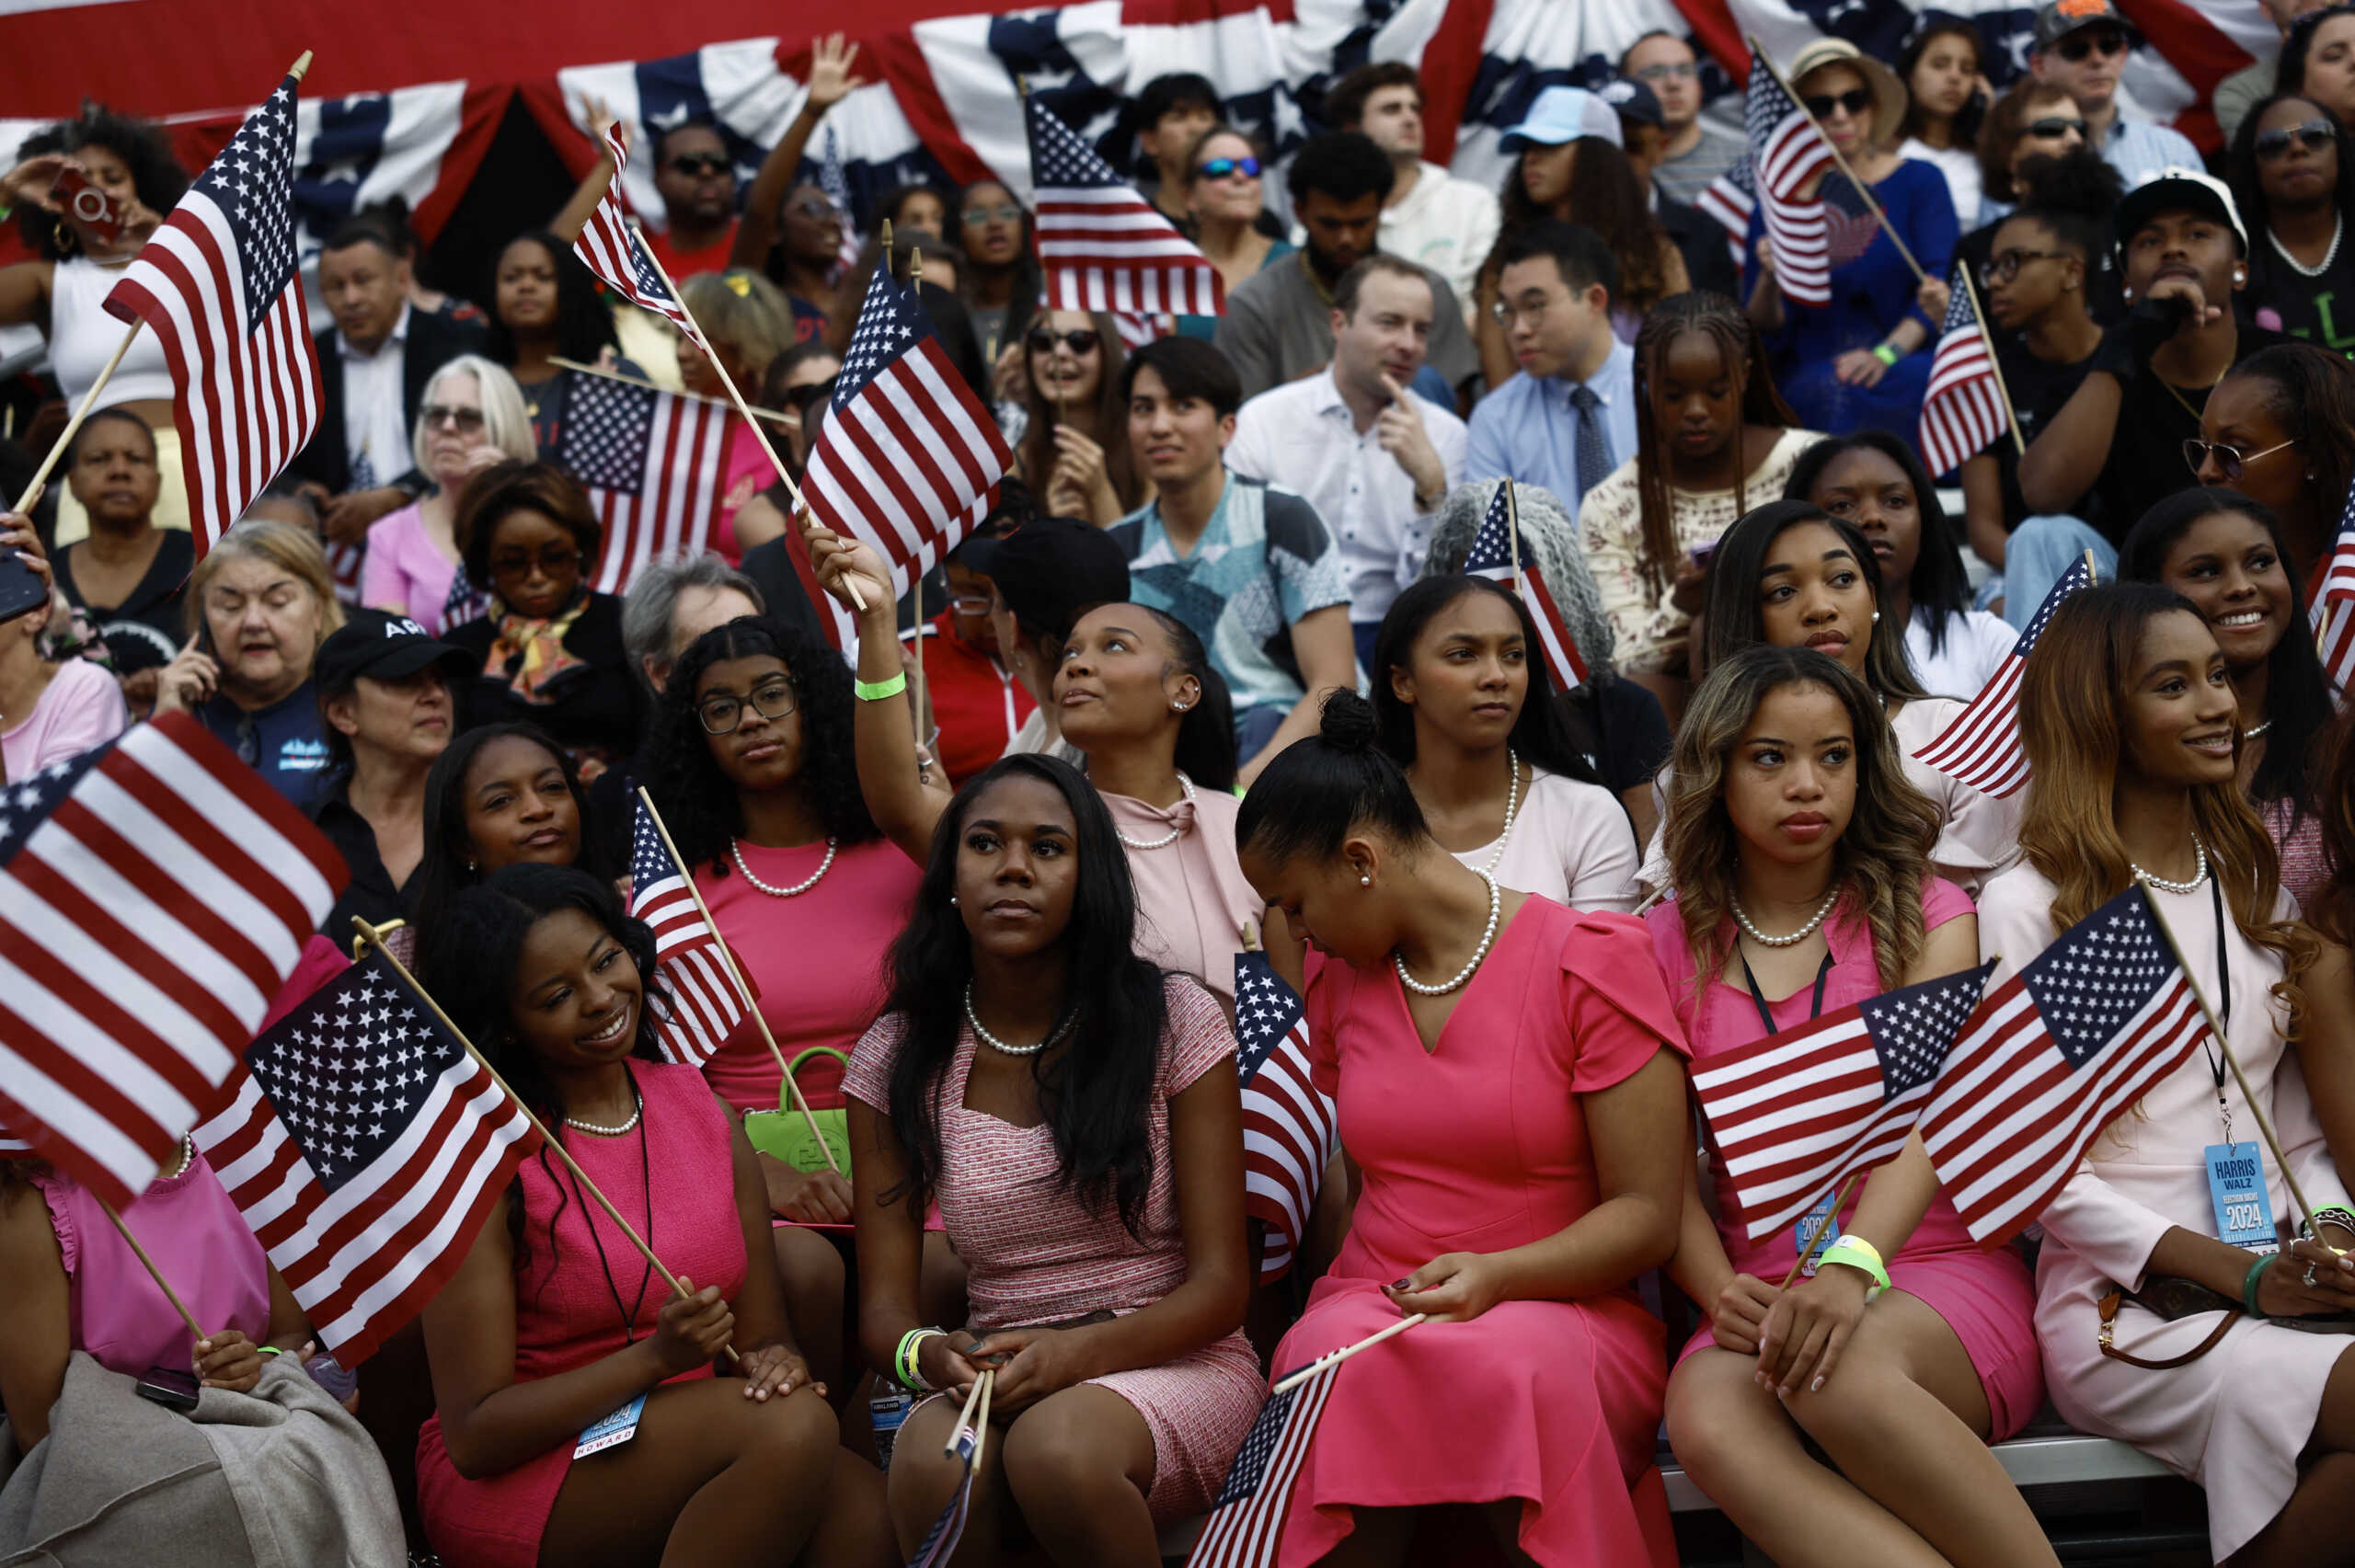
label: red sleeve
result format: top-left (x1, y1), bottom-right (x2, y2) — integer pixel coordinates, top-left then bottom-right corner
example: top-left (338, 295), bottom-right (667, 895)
top-left (1922, 876), bottom-right (1976, 933)
top-left (1563, 911), bottom-right (1691, 1093)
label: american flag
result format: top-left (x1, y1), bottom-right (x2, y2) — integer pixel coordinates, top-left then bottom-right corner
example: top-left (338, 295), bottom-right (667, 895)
top-left (1462, 483), bottom-right (1586, 693)
top-left (802, 267), bottom-right (1012, 589)
top-left (193, 952), bottom-right (542, 1363)
top-left (1693, 960), bottom-right (1993, 1241)
top-left (441, 563), bottom-right (488, 633)
top-left (1923, 887), bottom-right (2216, 1244)
top-left (101, 69), bottom-right (321, 556)
top-left (907, 1416), bottom-right (983, 1567)
top-left (0, 714), bottom-right (344, 1207)
top-left (1913, 555), bottom-right (2096, 797)
top-left (1027, 95), bottom-right (1223, 317)
top-left (1736, 44), bottom-right (1837, 307)
top-left (819, 124), bottom-right (864, 274)
top-left (570, 122), bottom-right (706, 347)
top-left (627, 797), bottom-right (749, 1069)
top-left (1235, 952), bottom-right (1338, 1283)
top-left (1186, 1360), bottom-right (1339, 1566)
top-left (2309, 479), bottom-right (2355, 692)
top-left (1918, 265), bottom-right (2008, 479)
top-left (557, 373), bottom-right (741, 597)
top-left (1695, 152), bottom-right (1755, 264)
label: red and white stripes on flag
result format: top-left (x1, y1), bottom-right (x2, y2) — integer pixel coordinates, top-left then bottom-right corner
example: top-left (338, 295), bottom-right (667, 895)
top-left (1696, 155), bottom-right (1757, 265)
top-left (555, 372), bottom-right (741, 597)
top-left (570, 122), bottom-right (706, 347)
top-left (1026, 95), bottom-right (1223, 317)
top-left (1913, 555), bottom-right (2097, 797)
top-left (2309, 480), bottom-right (2355, 692)
top-left (102, 69), bottom-right (320, 556)
top-left (627, 797), bottom-right (748, 1069)
top-left (0, 714), bottom-right (345, 1207)
top-left (1919, 264), bottom-right (2010, 479)
top-left (1234, 952), bottom-right (1338, 1283)
top-left (802, 267), bottom-right (1012, 589)
top-left (1462, 483), bottom-right (1585, 692)
top-left (1742, 44), bottom-right (1837, 308)
top-left (1186, 1360), bottom-right (1339, 1567)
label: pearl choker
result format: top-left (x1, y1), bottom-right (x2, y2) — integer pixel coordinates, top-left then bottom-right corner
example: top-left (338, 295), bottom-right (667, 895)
top-left (2131, 835), bottom-right (2209, 897)
top-left (1395, 869), bottom-right (1501, 996)
top-left (2243, 719), bottom-right (2272, 741)
top-left (1731, 886), bottom-right (1841, 947)
top-left (965, 983), bottom-right (1077, 1057)
top-left (732, 837), bottom-right (837, 897)
top-left (565, 1083), bottom-right (643, 1137)
top-left (1114, 774), bottom-right (1198, 852)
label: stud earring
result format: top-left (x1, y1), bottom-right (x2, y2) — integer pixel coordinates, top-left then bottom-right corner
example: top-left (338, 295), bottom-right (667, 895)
top-left (1360, 874), bottom-right (1373, 887)
top-left (1870, 610), bottom-right (1880, 624)
top-left (949, 895), bottom-right (959, 906)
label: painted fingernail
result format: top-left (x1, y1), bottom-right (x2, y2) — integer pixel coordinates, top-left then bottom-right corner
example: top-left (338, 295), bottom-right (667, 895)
top-left (1811, 1376), bottom-right (1824, 1392)
top-left (1389, 1277), bottom-right (1412, 1290)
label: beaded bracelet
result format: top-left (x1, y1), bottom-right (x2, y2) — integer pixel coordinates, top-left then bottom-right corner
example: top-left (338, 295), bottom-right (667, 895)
top-left (856, 671), bottom-right (909, 703)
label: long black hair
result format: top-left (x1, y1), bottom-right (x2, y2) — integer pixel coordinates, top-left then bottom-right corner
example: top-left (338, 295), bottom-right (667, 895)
top-left (1369, 575), bottom-right (1604, 786)
top-left (1237, 690), bottom-right (1430, 868)
top-left (483, 230), bottom-right (625, 367)
top-left (643, 616), bottom-right (881, 875)
top-left (1781, 429), bottom-right (1974, 656)
top-left (1700, 499), bottom-right (1929, 700)
top-left (14, 105), bottom-right (189, 259)
top-left (1140, 606), bottom-right (1237, 792)
top-left (418, 864), bottom-right (669, 1280)
top-left (2280, 7), bottom-right (2355, 101)
top-left (878, 754), bottom-right (1172, 1234)
top-left (2119, 486), bottom-right (2334, 814)
top-left (410, 723), bottom-right (610, 944)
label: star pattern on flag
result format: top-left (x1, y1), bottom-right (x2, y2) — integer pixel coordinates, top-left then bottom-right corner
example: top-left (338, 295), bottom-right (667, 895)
top-left (2016, 556), bottom-right (2097, 657)
top-left (629, 804), bottom-right (677, 890)
top-left (0, 756), bottom-right (99, 856)
top-left (246, 966), bottom-right (463, 1191)
top-left (1213, 1382), bottom-right (1302, 1506)
top-left (2021, 902), bottom-right (2175, 1068)
top-left (1461, 486), bottom-right (1522, 576)
top-left (1233, 953), bottom-right (1304, 1083)
top-left (1029, 96), bottom-right (1124, 191)
top-left (1860, 967), bottom-right (1983, 1096)
top-left (833, 269), bottom-right (924, 411)
top-left (197, 80), bottom-right (302, 332)
top-left (562, 373), bottom-right (660, 494)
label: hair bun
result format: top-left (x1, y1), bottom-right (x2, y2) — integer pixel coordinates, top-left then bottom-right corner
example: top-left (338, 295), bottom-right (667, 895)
top-left (1318, 689), bottom-right (1380, 753)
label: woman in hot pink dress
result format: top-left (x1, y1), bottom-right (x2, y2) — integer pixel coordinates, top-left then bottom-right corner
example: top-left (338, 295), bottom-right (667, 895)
top-left (1235, 692), bottom-right (1692, 1567)
top-left (1648, 646), bottom-right (2054, 1568)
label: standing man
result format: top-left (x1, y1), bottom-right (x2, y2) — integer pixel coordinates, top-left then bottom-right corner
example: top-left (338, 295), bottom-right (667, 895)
top-left (1134, 74), bottom-right (1223, 223)
top-left (639, 121), bottom-right (741, 280)
top-left (1319, 63), bottom-right (1501, 324)
top-left (1225, 256), bottom-right (1469, 670)
top-left (2028, 0), bottom-right (2200, 189)
top-left (1622, 31), bottom-right (1742, 206)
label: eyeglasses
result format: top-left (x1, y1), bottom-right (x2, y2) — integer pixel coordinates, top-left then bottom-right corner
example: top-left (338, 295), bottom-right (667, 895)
top-left (488, 546), bottom-right (580, 578)
top-left (783, 377), bottom-right (837, 418)
top-left (2021, 116), bottom-right (2089, 140)
top-left (1802, 87), bottom-right (1875, 120)
top-left (787, 197), bottom-right (836, 221)
top-left (961, 204), bottom-right (1023, 225)
top-left (1981, 247), bottom-right (2070, 285)
top-left (1634, 62), bottom-right (1699, 82)
top-left (2184, 436), bottom-right (2299, 483)
top-left (666, 153), bottom-right (730, 177)
top-left (2053, 29), bottom-right (2129, 63)
top-left (1028, 326), bottom-right (1101, 355)
top-left (1490, 294), bottom-right (1557, 328)
top-left (1195, 155), bottom-right (1262, 181)
top-left (697, 676), bottom-right (798, 734)
top-left (2255, 119), bottom-right (2338, 160)
top-left (948, 591), bottom-right (994, 613)
top-left (420, 403), bottom-right (486, 432)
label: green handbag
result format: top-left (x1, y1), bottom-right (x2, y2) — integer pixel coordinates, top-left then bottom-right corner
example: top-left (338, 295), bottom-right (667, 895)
top-left (744, 1047), bottom-right (852, 1176)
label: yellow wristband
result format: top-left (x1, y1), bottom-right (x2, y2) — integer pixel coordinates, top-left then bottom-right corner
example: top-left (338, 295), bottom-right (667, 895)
top-left (855, 671), bottom-right (909, 703)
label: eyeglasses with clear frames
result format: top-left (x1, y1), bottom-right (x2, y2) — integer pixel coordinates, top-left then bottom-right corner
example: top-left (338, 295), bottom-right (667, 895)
top-left (1491, 295), bottom-right (1553, 328)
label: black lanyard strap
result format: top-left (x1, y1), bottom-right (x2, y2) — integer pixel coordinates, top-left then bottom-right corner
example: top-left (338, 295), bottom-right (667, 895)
top-left (563, 1066), bottom-right (657, 1345)
top-left (1740, 947), bottom-right (1835, 1037)
top-left (2200, 872), bottom-right (2235, 1142)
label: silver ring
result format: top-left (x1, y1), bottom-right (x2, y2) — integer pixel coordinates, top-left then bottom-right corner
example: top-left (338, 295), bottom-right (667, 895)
top-left (2305, 1261), bottom-right (2320, 1288)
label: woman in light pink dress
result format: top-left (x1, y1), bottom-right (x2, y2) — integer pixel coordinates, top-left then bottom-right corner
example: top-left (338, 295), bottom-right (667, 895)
top-left (1983, 582), bottom-right (2355, 1567)
top-left (1649, 646), bottom-right (2055, 1568)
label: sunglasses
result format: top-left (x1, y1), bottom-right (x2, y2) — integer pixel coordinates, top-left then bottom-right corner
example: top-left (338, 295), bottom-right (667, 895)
top-left (1802, 87), bottom-right (1875, 121)
top-left (1195, 155), bottom-right (1263, 181)
top-left (1634, 62), bottom-right (1699, 82)
top-left (488, 547), bottom-right (580, 578)
top-left (2184, 436), bottom-right (2298, 483)
top-left (1981, 247), bottom-right (2071, 285)
top-left (2054, 29), bottom-right (2129, 63)
top-left (2022, 116), bottom-right (2089, 140)
top-left (667, 153), bottom-right (730, 177)
top-left (2255, 119), bottom-right (2338, 159)
top-left (961, 203), bottom-right (1024, 225)
top-left (787, 197), bottom-right (836, 220)
top-left (420, 403), bottom-right (486, 432)
top-left (1028, 326), bottom-right (1101, 355)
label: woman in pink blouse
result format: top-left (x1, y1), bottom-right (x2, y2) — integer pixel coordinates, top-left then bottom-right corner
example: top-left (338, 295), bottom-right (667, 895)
top-left (361, 356), bottom-right (536, 633)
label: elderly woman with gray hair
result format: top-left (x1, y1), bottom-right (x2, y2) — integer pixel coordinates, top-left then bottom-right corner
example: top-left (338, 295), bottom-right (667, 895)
top-left (1378, 478), bottom-right (1668, 905)
top-left (362, 355), bottom-right (536, 634)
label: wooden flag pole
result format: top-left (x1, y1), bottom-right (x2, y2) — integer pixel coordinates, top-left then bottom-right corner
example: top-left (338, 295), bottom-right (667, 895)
top-left (633, 787), bottom-right (840, 1173)
top-left (354, 918), bottom-right (741, 1360)
top-left (1746, 35), bottom-right (1927, 286)
top-left (546, 357), bottom-right (799, 429)
top-left (98, 1196), bottom-right (206, 1340)
top-left (945, 1363), bottom-right (992, 1456)
top-left (1953, 264), bottom-right (2027, 457)
top-left (1272, 1313), bottom-right (1427, 1395)
top-left (1779, 1169), bottom-right (1865, 1289)
top-left (1503, 479), bottom-right (1522, 589)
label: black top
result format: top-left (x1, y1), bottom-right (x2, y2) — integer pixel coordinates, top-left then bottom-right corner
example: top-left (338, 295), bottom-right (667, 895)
top-left (1983, 333), bottom-right (2097, 533)
top-left (312, 773), bottom-right (422, 938)
top-left (288, 308), bottom-right (490, 496)
top-left (2244, 238), bottom-right (2355, 355)
top-left (51, 528), bottom-right (193, 675)
top-left (1658, 194), bottom-right (1740, 303)
top-left (2084, 323), bottom-right (2294, 544)
top-left (1560, 677), bottom-right (1673, 799)
top-left (441, 590), bottom-right (647, 764)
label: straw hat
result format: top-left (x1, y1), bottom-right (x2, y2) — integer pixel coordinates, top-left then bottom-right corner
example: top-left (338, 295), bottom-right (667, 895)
top-left (1786, 37), bottom-right (1909, 149)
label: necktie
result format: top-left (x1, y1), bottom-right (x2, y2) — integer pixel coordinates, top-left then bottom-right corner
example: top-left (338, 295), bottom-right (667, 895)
top-left (1569, 384), bottom-right (1610, 501)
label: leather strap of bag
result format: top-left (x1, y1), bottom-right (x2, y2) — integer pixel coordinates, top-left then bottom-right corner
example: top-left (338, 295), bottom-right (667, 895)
top-left (2097, 1288), bottom-right (2242, 1369)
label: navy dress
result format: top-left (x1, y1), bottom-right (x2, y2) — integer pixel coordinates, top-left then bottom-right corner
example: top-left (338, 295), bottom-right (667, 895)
top-left (1746, 156), bottom-right (1958, 438)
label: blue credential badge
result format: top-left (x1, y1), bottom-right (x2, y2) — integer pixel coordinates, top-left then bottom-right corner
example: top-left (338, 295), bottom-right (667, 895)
top-left (2205, 1142), bottom-right (2278, 1254)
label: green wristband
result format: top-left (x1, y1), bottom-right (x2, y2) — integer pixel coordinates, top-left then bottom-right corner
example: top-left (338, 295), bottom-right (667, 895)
top-left (1817, 1237), bottom-right (1890, 1299)
top-left (855, 670), bottom-right (909, 703)
top-left (1871, 342), bottom-right (1901, 368)
top-left (2243, 1252), bottom-right (2276, 1316)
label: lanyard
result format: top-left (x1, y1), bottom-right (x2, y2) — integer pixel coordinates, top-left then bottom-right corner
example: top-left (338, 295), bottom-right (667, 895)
top-left (1740, 947), bottom-right (1835, 1036)
top-left (2198, 873), bottom-right (2236, 1147)
top-left (563, 1070), bottom-right (657, 1345)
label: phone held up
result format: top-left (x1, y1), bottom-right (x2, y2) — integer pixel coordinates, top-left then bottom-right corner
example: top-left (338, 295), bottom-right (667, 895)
top-left (0, 547), bottom-right (45, 629)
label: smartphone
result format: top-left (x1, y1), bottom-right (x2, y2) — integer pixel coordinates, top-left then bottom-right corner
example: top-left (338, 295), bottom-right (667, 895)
top-left (0, 548), bottom-right (45, 629)
top-left (135, 1364), bottom-right (201, 1413)
top-left (49, 167), bottom-right (123, 250)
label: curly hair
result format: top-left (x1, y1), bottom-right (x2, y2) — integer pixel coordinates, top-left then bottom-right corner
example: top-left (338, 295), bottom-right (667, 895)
top-left (1488, 137), bottom-right (1674, 315)
top-left (483, 231), bottom-right (623, 368)
top-left (1420, 480), bottom-right (1617, 681)
top-left (641, 615), bottom-right (882, 875)
top-left (13, 104), bottom-right (189, 259)
top-left (1663, 646), bottom-right (1941, 994)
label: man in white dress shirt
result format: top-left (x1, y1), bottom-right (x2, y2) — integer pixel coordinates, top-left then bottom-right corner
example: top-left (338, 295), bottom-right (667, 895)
top-left (1320, 62), bottom-right (1502, 326)
top-left (1223, 255), bottom-right (1469, 672)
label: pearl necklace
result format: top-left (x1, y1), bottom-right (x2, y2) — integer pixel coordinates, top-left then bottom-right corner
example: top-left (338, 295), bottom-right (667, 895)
top-left (1395, 869), bottom-right (1501, 996)
top-left (731, 837), bottom-right (837, 897)
top-left (1731, 885), bottom-right (1841, 947)
top-left (565, 1082), bottom-right (643, 1137)
top-left (1114, 773), bottom-right (1198, 852)
top-left (2131, 835), bottom-right (2209, 897)
top-left (2269, 212), bottom-right (2344, 280)
top-left (965, 983), bottom-right (1077, 1057)
top-left (1477, 750), bottom-right (1522, 876)
top-left (2243, 719), bottom-right (2273, 740)
top-left (164, 1133), bottom-right (196, 1178)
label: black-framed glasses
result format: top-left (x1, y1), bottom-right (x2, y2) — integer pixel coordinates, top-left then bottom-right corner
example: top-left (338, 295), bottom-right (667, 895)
top-left (420, 403), bottom-right (485, 432)
top-left (2021, 116), bottom-right (2089, 140)
top-left (1195, 155), bottom-right (1262, 181)
top-left (667, 153), bottom-right (729, 177)
top-left (2184, 436), bottom-right (2298, 483)
top-left (2054, 29), bottom-right (2129, 62)
top-left (1028, 326), bottom-right (1101, 356)
top-left (697, 676), bottom-right (798, 734)
top-left (1981, 247), bottom-right (2070, 285)
top-left (2255, 119), bottom-right (2338, 160)
top-left (1803, 86), bottom-right (1874, 120)
top-left (488, 546), bottom-right (580, 578)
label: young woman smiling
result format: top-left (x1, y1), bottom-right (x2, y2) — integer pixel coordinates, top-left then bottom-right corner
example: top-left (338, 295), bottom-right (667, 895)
top-left (1648, 647), bottom-right (2052, 1568)
top-left (408, 723), bottom-right (615, 953)
top-left (1976, 583), bottom-right (2355, 1568)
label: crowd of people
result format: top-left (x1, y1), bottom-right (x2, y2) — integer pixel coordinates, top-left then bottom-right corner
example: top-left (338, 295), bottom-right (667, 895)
top-left (8, 3), bottom-right (2355, 1565)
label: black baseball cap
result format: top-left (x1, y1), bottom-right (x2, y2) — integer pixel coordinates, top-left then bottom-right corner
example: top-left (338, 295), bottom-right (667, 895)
top-left (315, 608), bottom-right (472, 698)
top-left (1598, 77), bottom-right (1664, 130)
top-left (2034, 0), bottom-right (2140, 51)
top-left (958, 519), bottom-right (1132, 645)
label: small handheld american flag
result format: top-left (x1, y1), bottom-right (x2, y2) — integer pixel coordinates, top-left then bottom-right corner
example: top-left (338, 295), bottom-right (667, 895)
top-left (1913, 555), bottom-right (2097, 797)
top-left (906, 1415), bottom-right (983, 1567)
top-left (2310, 478), bottom-right (2355, 692)
top-left (1026, 95), bottom-right (1223, 317)
top-left (102, 65), bottom-right (321, 556)
top-left (1186, 1360), bottom-right (1339, 1566)
top-left (819, 124), bottom-right (864, 274)
top-left (570, 122), bottom-right (706, 348)
top-left (1918, 264), bottom-right (2010, 479)
top-left (1692, 959), bottom-right (1993, 1241)
top-left (1740, 44), bottom-right (1837, 307)
top-left (195, 951), bottom-right (542, 1362)
top-left (1462, 483), bottom-right (1586, 693)
top-left (558, 373), bottom-right (741, 597)
top-left (1695, 154), bottom-right (1757, 266)
top-left (1235, 952), bottom-right (1338, 1283)
top-left (1923, 886), bottom-right (2219, 1244)
top-left (627, 796), bottom-right (750, 1069)
top-left (0, 714), bottom-right (345, 1207)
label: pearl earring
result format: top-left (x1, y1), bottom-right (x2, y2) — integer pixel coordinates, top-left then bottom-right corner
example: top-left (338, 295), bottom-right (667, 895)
top-left (1870, 610), bottom-right (1880, 624)
top-left (949, 895), bottom-right (959, 906)
top-left (1360, 874), bottom-right (1373, 887)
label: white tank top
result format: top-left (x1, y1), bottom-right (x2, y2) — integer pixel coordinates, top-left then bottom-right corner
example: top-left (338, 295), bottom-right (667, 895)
top-left (47, 257), bottom-right (178, 407)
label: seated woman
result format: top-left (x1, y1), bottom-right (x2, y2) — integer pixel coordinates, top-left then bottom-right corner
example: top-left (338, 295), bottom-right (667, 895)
top-left (483, 231), bottom-right (642, 456)
top-left (52, 410), bottom-right (190, 707)
top-left (1370, 573), bottom-right (1639, 910)
top-left (0, 570), bottom-right (126, 777)
top-left (409, 722), bottom-right (616, 951)
top-left (413, 864), bottom-right (890, 1568)
top-left (1179, 125), bottom-right (1292, 341)
top-left (1954, 78), bottom-right (2091, 276)
top-left (1233, 691), bottom-right (1691, 1565)
top-left (1010, 310), bottom-right (1147, 526)
top-left (2228, 95), bottom-right (2355, 348)
top-left (846, 755), bottom-right (1257, 1562)
top-left (362, 355), bottom-right (537, 633)
top-left (443, 462), bottom-right (645, 775)
top-left (1648, 645), bottom-right (2053, 1568)
top-left (1977, 581), bottom-right (2355, 1568)
top-left (2188, 344), bottom-right (2355, 589)
top-left (1893, 16), bottom-right (1986, 229)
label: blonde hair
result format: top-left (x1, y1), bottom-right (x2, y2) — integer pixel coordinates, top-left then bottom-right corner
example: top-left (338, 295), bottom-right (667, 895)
top-left (678, 269), bottom-right (797, 384)
top-left (408, 354), bottom-right (536, 479)
top-left (186, 516), bottom-right (345, 642)
top-left (1663, 646), bottom-right (1940, 991)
